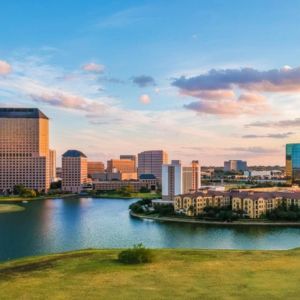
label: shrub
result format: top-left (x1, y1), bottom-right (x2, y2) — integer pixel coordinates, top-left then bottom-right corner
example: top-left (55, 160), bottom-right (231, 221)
top-left (118, 243), bottom-right (153, 264)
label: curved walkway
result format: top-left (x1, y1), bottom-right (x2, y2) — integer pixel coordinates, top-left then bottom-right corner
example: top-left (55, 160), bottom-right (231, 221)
top-left (130, 211), bottom-right (300, 227)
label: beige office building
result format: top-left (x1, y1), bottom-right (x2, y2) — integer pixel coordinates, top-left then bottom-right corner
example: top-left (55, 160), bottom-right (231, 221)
top-left (182, 160), bottom-right (201, 194)
top-left (138, 150), bottom-right (169, 182)
top-left (62, 150), bottom-right (88, 193)
top-left (49, 149), bottom-right (56, 182)
top-left (87, 161), bottom-right (105, 177)
top-left (0, 108), bottom-right (50, 193)
top-left (120, 155), bottom-right (136, 170)
top-left (107, 159), bottom-right (136, 173)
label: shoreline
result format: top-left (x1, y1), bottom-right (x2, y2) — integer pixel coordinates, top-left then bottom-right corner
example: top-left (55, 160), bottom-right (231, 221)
top-left (0, 193), bottom-right (78, 202)
top-left (130, 211), bottom-right (300, 227)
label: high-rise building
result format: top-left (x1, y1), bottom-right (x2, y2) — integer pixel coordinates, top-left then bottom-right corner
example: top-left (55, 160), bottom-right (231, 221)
top-left (62, 150), bottom-right (88, 193)
top-left (182, 160), bottom-right (201, 194)
top-left (87, 161), bottom-right (105, 178)
top-left (224, 160), bottom-right (247, 172)
top-left (49, 149), bottom-right (56, 182)
top-left (286, 143), bottom-right (300, 184)
top-left (138, 150), bottom-right (169, 182)
top-left (0, 108), bottom-right (50, 193)
top-left (162, 160), bottom-right (182, 201)
top-left (107, 159), bottom-right (136, 173)
top-left (120, 155), bottom-right (136, 170)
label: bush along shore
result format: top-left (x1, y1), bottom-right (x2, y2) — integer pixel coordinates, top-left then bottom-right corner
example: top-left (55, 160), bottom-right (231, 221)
top-left (129, 199), bottom-right (300, 226)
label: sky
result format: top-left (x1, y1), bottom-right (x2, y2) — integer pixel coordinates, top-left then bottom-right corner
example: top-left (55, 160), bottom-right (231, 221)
top-left (0, 0), bottom-right (300, 166)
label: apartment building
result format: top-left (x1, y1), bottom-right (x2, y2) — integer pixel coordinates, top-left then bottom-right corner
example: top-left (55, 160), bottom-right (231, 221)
top-left (0, 108), bottom-right (50, 193)
top-left (175, 191), bottom-right (230, 216)
top-left (175, 191), bottom-right (300, 219)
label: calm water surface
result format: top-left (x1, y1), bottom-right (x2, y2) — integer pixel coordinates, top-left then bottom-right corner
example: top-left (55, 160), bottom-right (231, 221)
top-left (1, 197), bottom-right (300, 261)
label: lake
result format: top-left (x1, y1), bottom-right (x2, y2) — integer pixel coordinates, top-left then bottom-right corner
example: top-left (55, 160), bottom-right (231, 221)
top-left (1, 197), bottom-right (300, 261)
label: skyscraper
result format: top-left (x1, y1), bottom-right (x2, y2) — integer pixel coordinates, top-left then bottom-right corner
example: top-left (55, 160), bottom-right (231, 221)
top-left (138, 150), bottom-right (169, 182)
top-left (62, 150), bottom-right (88, 193)
top-left (182, 160), bottom-right (201, 194)
top-left (286, 143), bottom-right (300, 184)
top-left (162, 160), bottom-right (182, 201)
top-left (0, 108), bottom-right (50, 193)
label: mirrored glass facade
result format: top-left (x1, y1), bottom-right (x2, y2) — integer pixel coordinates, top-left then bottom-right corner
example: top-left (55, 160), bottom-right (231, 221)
top-left (286, 144), bottom-right (300, 184)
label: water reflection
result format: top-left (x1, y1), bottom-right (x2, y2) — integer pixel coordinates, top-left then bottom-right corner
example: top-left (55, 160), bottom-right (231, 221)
top-left (0, 198), bottom-right (300, 261)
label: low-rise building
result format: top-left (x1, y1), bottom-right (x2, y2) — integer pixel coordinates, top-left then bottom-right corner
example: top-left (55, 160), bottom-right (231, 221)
top-left (93, 180), bottom-right (152, 193)
top-left (175, 190), bottom-right (300, 219)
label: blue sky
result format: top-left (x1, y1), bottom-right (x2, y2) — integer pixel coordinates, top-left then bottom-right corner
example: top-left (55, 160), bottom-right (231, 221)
top-left (1, 0), bottom-right (300, 165)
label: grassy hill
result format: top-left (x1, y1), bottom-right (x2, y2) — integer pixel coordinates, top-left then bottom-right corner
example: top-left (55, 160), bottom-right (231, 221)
top-left (1, 248), bottom-right (300, 299)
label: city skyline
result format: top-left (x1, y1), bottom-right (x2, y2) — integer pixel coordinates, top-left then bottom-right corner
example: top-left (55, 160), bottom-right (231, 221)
top-left (1, 1), bottom-right (300, 165)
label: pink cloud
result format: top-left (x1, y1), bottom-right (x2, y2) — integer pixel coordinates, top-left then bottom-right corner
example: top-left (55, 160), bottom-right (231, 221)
top-left (30, 90), bottom-right (106, 112)
top-left (0, 60), bottom-right (12, 75)
top-left (82, 63), bottom-right (105, 73)
top-left (180, 89), bottom-right (235, 100)
top-left (238, 93), bottom-right (266, 103)
top-left (139, 94), bottom-right (151, 105)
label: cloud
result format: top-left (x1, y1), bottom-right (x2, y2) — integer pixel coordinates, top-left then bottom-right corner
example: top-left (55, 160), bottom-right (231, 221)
top-left (172, 66), bottom-right (300, 93)
top-left (82, 63), bottom-right (105, 73)
top-left (184, 95), bottom-right (267, 115)
top-left (246, 118), bottom-right (300, 128)
top-left (132, 75), bottom-right (156, 87)
top-left (30, 90), bottom-right (106, 112)
top-left (0, 60), bottom-right (12, 75)
top-left (139, 94), bottom-right (151, 104)
top-left (242, 132), bottom-right (294, 139)
top-left (226, 146), bottom-right (279, 154)
top-left (238, 93), bottom-right (266, 103)
top-left (172, 66), bottom-right (300, 115)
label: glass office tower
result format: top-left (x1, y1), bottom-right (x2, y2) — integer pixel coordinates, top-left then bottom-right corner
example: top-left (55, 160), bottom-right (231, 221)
top-left (286, 144), bottom-right (300, 184)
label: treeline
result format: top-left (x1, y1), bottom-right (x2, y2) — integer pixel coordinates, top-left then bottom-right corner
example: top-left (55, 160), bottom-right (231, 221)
top-left (130, 199), bottom-right (174, 217)
top-left (266, 204), bottom-right (300, 221)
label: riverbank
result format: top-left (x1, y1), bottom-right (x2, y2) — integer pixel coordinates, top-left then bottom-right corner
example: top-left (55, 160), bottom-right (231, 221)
top-left (1, 248), bottom-right (300, 299)
top-left (130, 211), bottom-right (300, 227)
top-left (0, 204), bottom-right (25, 213)
top-left (91, 192), bottom-right (160, 200)
top-left (0, 193), bottom-right (77, 202)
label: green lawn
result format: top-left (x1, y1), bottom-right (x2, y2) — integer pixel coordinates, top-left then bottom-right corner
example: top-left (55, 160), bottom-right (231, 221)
top-left (1, 248), bottom-right (300, 299)
top-left (0, 204), bottom-right (25, 213)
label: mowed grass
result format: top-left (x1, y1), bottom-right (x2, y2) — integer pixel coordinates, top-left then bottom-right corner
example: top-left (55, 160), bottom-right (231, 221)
top-left (1, 248), bottom-right (300, 299)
